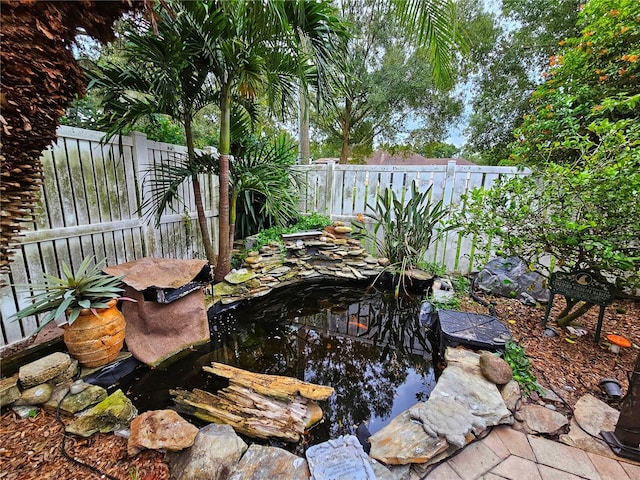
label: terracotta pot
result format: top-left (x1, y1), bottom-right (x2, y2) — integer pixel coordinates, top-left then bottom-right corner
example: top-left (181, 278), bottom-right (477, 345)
top-left (63, 299), bottom-right (126, 368)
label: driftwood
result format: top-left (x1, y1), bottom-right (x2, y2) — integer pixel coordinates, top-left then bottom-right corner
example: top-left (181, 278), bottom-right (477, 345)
top-left (171, 363), bottom-right (334, 442)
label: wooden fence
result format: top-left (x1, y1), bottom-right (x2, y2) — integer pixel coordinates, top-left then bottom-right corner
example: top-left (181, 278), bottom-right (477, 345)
top-left (0, 126), bottom-right (218, 347)
top-left (0, 126), bottom-right (529, 348)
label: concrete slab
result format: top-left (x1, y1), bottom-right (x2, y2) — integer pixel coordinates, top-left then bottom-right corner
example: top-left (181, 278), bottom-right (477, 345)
top-left (528, 435), bottom-right (600, 479)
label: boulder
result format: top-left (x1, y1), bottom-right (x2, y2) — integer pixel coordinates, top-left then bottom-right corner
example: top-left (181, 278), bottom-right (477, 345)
top-left (18, 352), bottom-right (72, 388)
top-left (14, 383), bottom-right (52, 406)
top-left (56, 385), bottom-right (108, 414)
top-left (229, 444), bottom-right (309, 480)
top-left (128, 409), bottom-right (198, 456)
top-left (66, 389), bottom-right (137, 437)
top-left (0, 375), bottom-right (20, 407)
top-left (476, 256), bottom-right (549, 303)
top-left (479, 352), bottom-right (513, 385)
top-left (167, 423), bottom-right (248, 480)
top-left (501, 380), bottom-right (522, 412)
top-left (519, 404), bottom-right (568, 434)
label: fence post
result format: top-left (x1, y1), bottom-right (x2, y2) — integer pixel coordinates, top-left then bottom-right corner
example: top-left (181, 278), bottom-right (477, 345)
top-left (131, 131), bottom-right (159, 257)
top-left (326, 162), bottom-right (335, 219)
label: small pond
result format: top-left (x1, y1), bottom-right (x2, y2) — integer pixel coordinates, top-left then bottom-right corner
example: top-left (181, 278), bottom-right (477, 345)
top-left (114, 281), bottom-right (437, 449)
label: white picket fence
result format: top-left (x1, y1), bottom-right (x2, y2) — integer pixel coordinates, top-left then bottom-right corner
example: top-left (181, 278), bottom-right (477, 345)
top-left (0, 126), bottom-right (219, 347)
top-left (0, 126), bottom-right (529, 347)
top-left (295, 161), bottom-right (530, 273)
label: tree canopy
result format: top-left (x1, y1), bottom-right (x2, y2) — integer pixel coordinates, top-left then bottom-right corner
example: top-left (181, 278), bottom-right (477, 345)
top-left (457, 0), bottom-right (640, 323)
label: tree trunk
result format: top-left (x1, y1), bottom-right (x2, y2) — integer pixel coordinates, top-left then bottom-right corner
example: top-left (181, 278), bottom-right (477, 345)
top-left (185, 116), bottom-right (217, 266)
top-left (557, 299), bottom-right (596, 327)
top-left (339, 97), bottom-right (352, 164)
top-left (298, 88), bottom-right (311, 164)
top-left (214, 84), bottom-right (232, 282)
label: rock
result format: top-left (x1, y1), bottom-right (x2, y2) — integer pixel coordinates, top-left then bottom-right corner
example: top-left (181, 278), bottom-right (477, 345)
top-left (479, 352), bottom-right (513, 385)
top-left (378, 257), bottom-right (390, 266)
top-left (410, 397), bottom-right (486, 448)
top-left (306, 435), bottom-right (375, 480)
top-left (18, 352), bottom-right (72, 388)
top-left (57, 385), bottom-right (108, 414)
top-left (128, 409), bottom-right (198, 456)
top-left (501, 380), bottom-right (522, 412)
top-left (246, 250), bottom-right (260, 257)
top-left (122, 287), bottom-right (209, 367)
top-left (14, 384), bottom-right (52, 406)
top-left (167, 423), bottom-right (247, 480)
top-left (244, 255), bottom-right (262, 264)
top-left (519, 404), bottom-right (568, 434)
top-left (66, 389), bottom-right (137, 437)
top-left (439, 348), bottom-right (513, 427)
top-left (11, 405), bottom-right (39, 419)
top-left (224, 269), bottom-right (257, 284)
top-left (560, 394), bottom-right (620, 458)
top-left (69, 379), bottom-right (90, 395)
top-left (334, 226), bottom-right (352, 234)
top-left (369, 410), bottom-right (449, 465)
top-left (229, 444), bottom-right (309, 480)
top-left (476, 256), bottom-right (549, 303)
top-left (50, 360), bottom-right (79, 385)
top-left (0, 375), bottom-right (20, 407)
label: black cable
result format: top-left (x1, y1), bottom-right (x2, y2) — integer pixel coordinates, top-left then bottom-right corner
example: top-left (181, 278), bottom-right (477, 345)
top-left (469, 275), bottom-right (497, 317)
top-left (55, 383), bottom-right (121, 480)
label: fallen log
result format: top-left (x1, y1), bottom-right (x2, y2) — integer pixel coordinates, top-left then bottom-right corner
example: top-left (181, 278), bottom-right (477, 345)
top-left (203, 362), bottom-right (335, 401)
top-left (171, 363), bottom-right (334, 442)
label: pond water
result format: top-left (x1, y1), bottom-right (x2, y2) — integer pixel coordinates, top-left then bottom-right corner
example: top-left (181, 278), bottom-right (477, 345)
top-left (115, 281), bottom-right (437, 448)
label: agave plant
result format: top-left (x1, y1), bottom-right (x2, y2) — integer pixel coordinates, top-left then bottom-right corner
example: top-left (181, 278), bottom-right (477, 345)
top-left (12, 256), bottom-right (125, 332)
top-left (353, 180), bottom-right (451, 296)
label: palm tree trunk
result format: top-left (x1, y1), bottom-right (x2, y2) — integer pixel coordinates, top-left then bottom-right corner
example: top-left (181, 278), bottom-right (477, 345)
top-left (340, 97), bottom-right (352, 164)
top-left (185, 116), bottom-right (217, 266)
top-left (214, 83), bottom-right (232, 282)
top-left (229, 186), bottom-right (237, 252)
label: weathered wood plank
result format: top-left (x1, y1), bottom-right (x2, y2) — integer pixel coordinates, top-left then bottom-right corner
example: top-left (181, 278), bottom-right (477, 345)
top-left (203, 362), bottom-right (335, 401)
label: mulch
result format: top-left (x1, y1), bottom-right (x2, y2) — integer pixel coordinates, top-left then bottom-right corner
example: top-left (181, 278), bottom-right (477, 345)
top-left (1, 293), bottom-right (638, 479)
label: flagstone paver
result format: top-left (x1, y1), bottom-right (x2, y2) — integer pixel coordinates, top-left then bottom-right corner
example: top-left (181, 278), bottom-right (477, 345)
top-left (447, 441), bottom-right (502, 480)
top-left (537, 464), bottom-right (588, 480)
top-left (489, 455), bottom-right (542, 480)
top-left (587, 451), bottom-right (631, 480)
top-left (480, 429), bottom-right (511, 460)
top-left (493, 426), bottom-right (536, 461)
top-left (423, 461), bottom-right (463, 480)
top-left (528, 434), bottom-right (600, 479)
top-left (619, 460), bottom-right (640, 478)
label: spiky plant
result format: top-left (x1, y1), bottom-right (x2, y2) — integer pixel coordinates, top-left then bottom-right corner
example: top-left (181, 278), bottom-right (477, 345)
top-left (12, 256), bottom-right (125, 333)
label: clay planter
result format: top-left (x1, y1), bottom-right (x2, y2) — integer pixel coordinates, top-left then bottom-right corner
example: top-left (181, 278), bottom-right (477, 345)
top-left (63, 299), bottom-right (126, 368)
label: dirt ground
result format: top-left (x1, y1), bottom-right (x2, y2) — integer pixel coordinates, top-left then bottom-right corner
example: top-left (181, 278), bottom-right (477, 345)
top-left (1, 293), bottom-right (638, 480)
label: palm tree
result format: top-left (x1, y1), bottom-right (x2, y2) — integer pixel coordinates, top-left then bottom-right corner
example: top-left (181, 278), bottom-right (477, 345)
top-left (87, 3), bottom-right (226, 265)
top-left (179, 0), bottom-right (348, 281)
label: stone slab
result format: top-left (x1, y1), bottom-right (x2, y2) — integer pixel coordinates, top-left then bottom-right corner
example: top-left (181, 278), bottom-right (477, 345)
top-left (229, 444), bottom-right (309, 480)
top-left (306, 435), bottom-right (375, 480)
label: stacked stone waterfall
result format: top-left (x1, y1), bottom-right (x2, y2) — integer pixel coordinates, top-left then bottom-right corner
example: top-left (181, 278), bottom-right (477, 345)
top-left (216, 221), bottom-right (388, 305)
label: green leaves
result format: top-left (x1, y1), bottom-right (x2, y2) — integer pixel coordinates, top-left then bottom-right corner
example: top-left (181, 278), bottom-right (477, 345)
top-left (353, 180), bottom-right (451, 294)
top-left (503, 340), bottom-right (544, 397)
top-left (11, 256), bottom-right (125, 335)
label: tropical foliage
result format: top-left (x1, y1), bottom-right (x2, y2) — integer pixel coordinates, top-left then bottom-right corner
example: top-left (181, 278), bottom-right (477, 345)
top-left (87, 0), bottom-right (348, 282)
top-left (353, 181), bottom-right (450, 296)
top-left (12, 256), bottom-right (125, 332)
top-left (456, 0), bottom-right (640, 323)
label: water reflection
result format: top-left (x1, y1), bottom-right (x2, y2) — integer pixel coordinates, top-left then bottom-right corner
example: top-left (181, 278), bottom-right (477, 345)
top-left (117, 283), bottom-right (436, 446)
